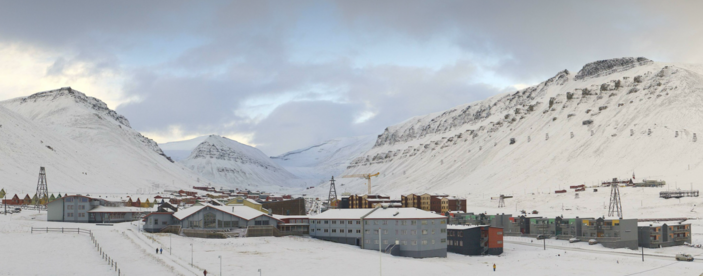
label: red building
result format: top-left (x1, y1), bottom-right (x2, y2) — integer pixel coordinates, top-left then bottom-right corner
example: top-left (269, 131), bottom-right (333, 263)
top-left (2, 194), bottom-right (22, 205)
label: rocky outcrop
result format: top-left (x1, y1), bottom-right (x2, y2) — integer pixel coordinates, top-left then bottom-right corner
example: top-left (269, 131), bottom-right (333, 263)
top-left (575, 57), bottom-right (653, 80)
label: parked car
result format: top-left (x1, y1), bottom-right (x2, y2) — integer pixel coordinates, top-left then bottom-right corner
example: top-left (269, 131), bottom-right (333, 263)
top-left (588, 239), bottom-right (598, 245)
top-left (675, 254), bottom-right (694, 262)
top-left (536, 235), bottom-right (548, 240)
top-left (14, 208), bottom-right (21, 213)
top-left (569, 238), bottom-right (580, 243)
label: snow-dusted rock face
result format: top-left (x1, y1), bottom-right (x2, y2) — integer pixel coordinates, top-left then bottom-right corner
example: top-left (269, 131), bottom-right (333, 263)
top-left (271, 135), bottom-right (376, 180)
top-left (575, 57), bottom-right (653, 80)
top-left (179, 135), bottom-right (301, 189)
top-left (19, 87), bottom-right (132, 127)
top-left (343, 58), bottom-right (702, 197)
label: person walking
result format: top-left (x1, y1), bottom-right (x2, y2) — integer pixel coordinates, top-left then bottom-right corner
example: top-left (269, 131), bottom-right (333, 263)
top-left (493, 263), bottom-right (496, 272)
top-left (203, 269), bottom-right (208, 276)
top-left (160, 248), bottom-right (163, 254)
top-left (156, 248), bottom-right (158, 254)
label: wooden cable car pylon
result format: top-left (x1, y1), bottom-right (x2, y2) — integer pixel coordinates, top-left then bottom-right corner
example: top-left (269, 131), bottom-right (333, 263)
top-left (490, 194), bottom-right (512, 208)
top-left (341, 172), bottom-right (380, 194)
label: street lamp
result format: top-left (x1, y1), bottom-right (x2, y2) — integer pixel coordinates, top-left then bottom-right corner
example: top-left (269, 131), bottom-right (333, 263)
top-left (169, 234), bottom-right (172, 255)
top-left (190, 243), bottom-right (193, 267)
top-left (218, 255), bottom-right (222, 276)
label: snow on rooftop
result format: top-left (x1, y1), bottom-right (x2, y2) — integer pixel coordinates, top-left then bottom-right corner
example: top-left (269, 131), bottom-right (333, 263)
top-left (172, 203), bottom-right (274, 221)
top-left (88, 206), bottom-right (155, 213)
top-left (447, 224), bottom-right (489, 230)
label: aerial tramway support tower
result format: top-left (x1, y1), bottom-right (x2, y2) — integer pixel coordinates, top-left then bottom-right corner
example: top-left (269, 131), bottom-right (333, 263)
top-left (35, 167), bottom-right (49, 211)
top-left (328, 176), bottom-right (338, 209)
top-left (607, 182), bottom-right (623, 218)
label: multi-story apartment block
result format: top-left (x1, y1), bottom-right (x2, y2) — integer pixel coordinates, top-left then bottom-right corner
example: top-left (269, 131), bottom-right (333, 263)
top-left (309, 206), bottom-right (448, 258)
top-left (447, 225), bottom-right (503, 255)
top-left (579, 218), bottom-right (638, 249)
top-left (638, 222), bottom-right (691, 248)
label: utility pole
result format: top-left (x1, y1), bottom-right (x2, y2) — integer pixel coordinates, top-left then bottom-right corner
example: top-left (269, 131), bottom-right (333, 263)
top-left (543, 238), bottom-right (546, 250)
top-left (190, 243), bottom-right (193, 267)
top-left (641, 246), bottom-right (644, 262)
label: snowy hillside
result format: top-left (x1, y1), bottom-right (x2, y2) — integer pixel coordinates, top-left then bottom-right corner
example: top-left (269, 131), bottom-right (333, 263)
top-left (179, 135), bottom-right (305, 189)
top-left (0, 87), bottom-right (202, 193)
top-left (271, 135), bottom-right (376, 181)
top-left (340, 58), bottom-right (703, 200)
top-left (159, 135), bottom-right (209, 161)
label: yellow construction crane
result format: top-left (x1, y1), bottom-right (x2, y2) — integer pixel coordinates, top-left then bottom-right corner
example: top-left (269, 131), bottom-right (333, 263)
top-left (342, 172), bottom-right (380, 194)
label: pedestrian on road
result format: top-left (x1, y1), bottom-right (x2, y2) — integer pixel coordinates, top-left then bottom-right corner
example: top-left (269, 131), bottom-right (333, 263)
top-left (160, 248), bottom-right (163, 254)
top-left (156, 248), bottom-right (158, 254)
top-left (204, 269), bottom-right (208, 276)
top-left (493, 263), bottom-right (496, 272)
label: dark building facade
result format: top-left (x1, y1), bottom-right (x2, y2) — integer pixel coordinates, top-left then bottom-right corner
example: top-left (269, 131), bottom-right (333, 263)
top-left (446, 225), bottom-right (503, 255)
top-left (261, 197), bottom-right (306, 215)
top-left (638, 222), bottom-right (692, 248)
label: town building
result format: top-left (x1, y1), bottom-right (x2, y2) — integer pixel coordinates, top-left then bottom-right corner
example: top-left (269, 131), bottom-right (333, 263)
top-left (579, 218), bottom-right (638, 249)
top-left (347, 194), bottom-right (393, 208)
top-left (261, 197), bottom-right (306, 215)
top-left (47, 195), bottom-right (151, 223)
top-left (403, 193), bottom-right (465, 213)
top-left (143, 203), bottom-right (282, 233)
top-left (273, 215), bottom-right (309, 235)
top-left (447, 225), bottom-right (503, 255)
top-left (226, 196), bottom-right (266, 213)
top-left (309, 206), bottom-right (448, 258)
top-left (638, 222), bottom-right (692, 248)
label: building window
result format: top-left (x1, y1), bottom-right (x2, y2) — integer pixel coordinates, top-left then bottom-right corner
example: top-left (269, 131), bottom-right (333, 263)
top-left (204, 213), bottom-right (216, 228)
top-left (411, 241), bottom-right (417, 245)
top-left (411, 230), bottom-right (416, 235)
top-left (365, 221), bottom-right (368, 225)
top-left (78, 213), bottom-right (85, 218)
top-left (311, 229), bottom-right (315, 232)
top-left (332, 229), bottom-right (337, 233)
top-left (67, 213), bottom-right (73, 217)
top-left (162, 221), bottom-right (167, 225)
top-left (411, 221), bottom-right (417, 225)
top-left (67, 205), bottom-right (73, 210)
top-left (324, 220), bottom-right (328, 224)
top-left (384, 229), bottom-right (388, 234)
top-left (440, 220), bottom-right (445, 224)
top-left (78, 205), bottom-right (85, 210)
top-left (422, 240), bottom-right (427, 245)
top-left (460, 241), bottom-right (463, 246)
top-left (422, 220), bottom-right (427, 225)
top-left (432, 229), bottom-right (436, 235)
top-left (441, 238), bottom-right (446, 243)
top-left (82, 198), bottom-right (88, 202)
top-left (348, 221), bottom-right (352, 224)
top-left (458, 232), bottom-right (463, 237)
top-left (155, 219), bottom-right (159, 225)
top-left (356, 221), bottom-right (360, 224)
top-left (332, 220), bottom-right (337, 224)
top-left (431, 239), bottom-right (435, 244)
top-left (348, 229), bottom-right (352, 233)
top-left (66, 197), bottom-right (73, 202)
top-left (383, 240), bottom-right (388, 245)
top-left (374, 221), bottom-right (378, 225)
top-left (356, 230), bottom-right (361, 233)
top-left (317, 229), bottom-right (321, 232)
top-left (497, 241), bottom-right (502, 244)
top-left (422, 230), bottom-right (428, 235)
top-left (365, 230), bottom-right (370, 234)
top-left (324, 229), bottom-right (328, 233)
top-left (402, 230), bottom-right (407, 235)
top-left (441, 229), bottom-right (446, 233)
top-left (374, 229), bottom-right (379, 234)
top-left (497, 231), bottom-right (503, 235)
top-left (402, 240), bottom-right (407, 245)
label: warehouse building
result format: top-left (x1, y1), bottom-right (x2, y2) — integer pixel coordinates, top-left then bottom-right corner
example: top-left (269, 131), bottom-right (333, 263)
top-left (309, 206), bottom-right (448, 258)
top-left (447, 225), bottom-right (503, 255)
top-left (47, 195), bottom-right (149, 223)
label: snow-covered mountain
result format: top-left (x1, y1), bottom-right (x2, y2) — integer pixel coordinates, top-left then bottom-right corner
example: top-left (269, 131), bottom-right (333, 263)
top-left (179, 135), bottom-right (303, 189)
top-left (0, 87), bottom-right (201, 193)
top-left (341, 58), bottom-right (703, 199)
top-left (271, 135), bottom-right (376, 181)
top-left (159, 135), bottom-right (209, 162)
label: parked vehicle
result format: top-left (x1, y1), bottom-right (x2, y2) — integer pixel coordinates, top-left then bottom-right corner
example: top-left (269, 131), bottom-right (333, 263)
top-left (536, 235), bottom-right (548, 240)
top-left (675, 254), bottom-right (694, 261)
top-left (569, 238), bottom-right (580, 243)
top-left (588, 239), bottom-right (598, 245)
top-left (14, 208), bottom-right (21, 213)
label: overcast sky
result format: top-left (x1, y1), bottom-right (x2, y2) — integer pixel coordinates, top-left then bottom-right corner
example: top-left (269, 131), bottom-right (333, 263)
top-left (0, 1), bottom-right (701, 155)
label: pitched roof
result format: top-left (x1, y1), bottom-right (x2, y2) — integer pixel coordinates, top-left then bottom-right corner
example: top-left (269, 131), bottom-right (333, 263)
top-left (172, 203), bottom-right (281, 222)
top-left (311, 207), bottom-right (446, 220)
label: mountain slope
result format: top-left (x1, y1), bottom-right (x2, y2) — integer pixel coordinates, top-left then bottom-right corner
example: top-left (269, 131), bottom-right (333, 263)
top-left (0, 87), bottom-right (201, 193)
top-left (271, 135), bottom-right (376, 181)
top-left (159, 135), bottom-right (209, 162)
top-left (179, 135), bottom-right (302, 189)
top-left (341, 58), bottom-right (703, 198)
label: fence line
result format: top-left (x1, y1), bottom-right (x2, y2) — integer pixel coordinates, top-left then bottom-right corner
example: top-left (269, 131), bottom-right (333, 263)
top-left (30, 227), bottom-right (123, 275)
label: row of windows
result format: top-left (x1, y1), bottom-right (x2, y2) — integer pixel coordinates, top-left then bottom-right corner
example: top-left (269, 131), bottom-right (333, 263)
top-left (310, 219), bottom-right (446, 225)
top-left (364, 239), bottom-right (446, 245)
top-left (312, 228), bottom-right (446, 235)
top-left (67, 213), bottom-right (85, 218)
top-left (66, 205), bottom-right (85, 210)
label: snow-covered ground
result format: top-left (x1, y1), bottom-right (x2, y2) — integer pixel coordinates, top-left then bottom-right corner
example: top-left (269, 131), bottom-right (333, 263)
top-left (1, 209), bottom-right (701, 276)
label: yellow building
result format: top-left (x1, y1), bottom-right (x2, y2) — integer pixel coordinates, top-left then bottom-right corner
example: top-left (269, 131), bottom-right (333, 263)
top-left (226, 196), bottom-right (266, 213)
